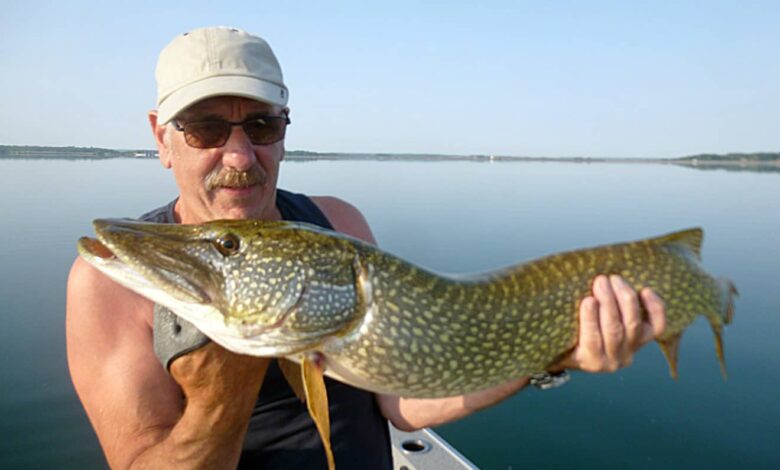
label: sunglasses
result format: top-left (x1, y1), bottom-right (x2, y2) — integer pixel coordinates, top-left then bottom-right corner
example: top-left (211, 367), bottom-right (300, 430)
top-left (172, 113), bottom-right (291, 149)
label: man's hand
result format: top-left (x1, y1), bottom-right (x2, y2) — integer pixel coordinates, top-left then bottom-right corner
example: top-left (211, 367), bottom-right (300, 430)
top-left (554, 274), bottom-right (666, 373)
top-left (170, 342), bottom-right (270, 408)
top-left (135, 342), bottom-right (270, 468)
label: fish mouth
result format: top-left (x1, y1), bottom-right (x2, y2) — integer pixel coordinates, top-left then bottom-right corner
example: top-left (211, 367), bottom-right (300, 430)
top-left (77, 219), bottom-right (214, 304)
top-left (78, 236), bottom-right (117, 260)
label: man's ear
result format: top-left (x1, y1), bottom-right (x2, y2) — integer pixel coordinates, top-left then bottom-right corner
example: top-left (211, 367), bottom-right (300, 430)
top-left (149, 110), bottom-right (172, 169)
top-left (280, 106), bottom-right (290, 162)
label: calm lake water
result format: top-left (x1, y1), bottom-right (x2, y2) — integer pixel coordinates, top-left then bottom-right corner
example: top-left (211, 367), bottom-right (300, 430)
top-left (0, 157), bottom-right (778, 469)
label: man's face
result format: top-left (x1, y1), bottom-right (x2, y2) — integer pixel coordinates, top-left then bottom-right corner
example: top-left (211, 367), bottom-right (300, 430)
top-left (153, 96), bottom-right (287, 224)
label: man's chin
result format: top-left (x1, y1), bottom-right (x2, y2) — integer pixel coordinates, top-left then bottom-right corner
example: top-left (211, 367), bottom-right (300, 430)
top-left (210, 186), bottom-right (270, 220)
top-left (217, 185), bottom-right (259, 198)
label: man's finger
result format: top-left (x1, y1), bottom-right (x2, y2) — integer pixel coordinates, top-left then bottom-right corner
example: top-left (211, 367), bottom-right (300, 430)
top-left (579, 296), bottom-right (602, 351)
top-left (640, 288), bottom-right (666, 339)
top-left (593, 275), bottom-right (623, 368)
top-left (575, 296), bottom-right (603, 371)
top-left (609, 275), bottom-right (643, 350)
top-left (637, 323), bottom-right (656, 346)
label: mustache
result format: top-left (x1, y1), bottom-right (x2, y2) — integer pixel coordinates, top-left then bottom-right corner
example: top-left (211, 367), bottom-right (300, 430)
top-left (204, 166), bottom-right (267, 191)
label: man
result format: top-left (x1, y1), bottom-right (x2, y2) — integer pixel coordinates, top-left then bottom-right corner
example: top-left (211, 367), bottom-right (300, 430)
top-left (66, 27), bottom-right (666, 469)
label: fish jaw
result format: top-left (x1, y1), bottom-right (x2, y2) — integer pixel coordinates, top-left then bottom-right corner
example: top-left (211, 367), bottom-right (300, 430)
top-left (77, 235), bottom-right (205, 303)
top-left (81, 218), bottom-right (219, 304)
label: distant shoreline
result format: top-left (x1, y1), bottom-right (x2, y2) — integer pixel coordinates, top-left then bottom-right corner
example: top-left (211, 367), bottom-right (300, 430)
top-left (1, 145), bottom-right (778, 171)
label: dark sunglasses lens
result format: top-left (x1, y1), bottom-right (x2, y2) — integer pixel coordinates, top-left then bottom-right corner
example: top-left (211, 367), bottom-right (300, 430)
top-left (183, 121), bottom-right (231, 149)
top-left (242, 118), bottom-right (286, 145)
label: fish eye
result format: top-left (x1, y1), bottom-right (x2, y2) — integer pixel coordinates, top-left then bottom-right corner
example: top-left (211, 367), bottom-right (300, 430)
top-left (214, 233), bottom-right (240, 256)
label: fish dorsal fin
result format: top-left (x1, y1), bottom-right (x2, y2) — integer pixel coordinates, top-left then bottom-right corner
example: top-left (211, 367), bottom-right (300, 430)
top-left (653, 228), bottom-right (703, 260)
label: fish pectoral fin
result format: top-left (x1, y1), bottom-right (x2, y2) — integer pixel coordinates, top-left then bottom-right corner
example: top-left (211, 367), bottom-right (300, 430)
top-left (352, 253), bottom-right (373, 308)
top-left (657, 333), bottom-right (683, 380)
top-left (277, 358), bottom-right (306, 402)
top-left (302, 353), bottom-right (335, 470)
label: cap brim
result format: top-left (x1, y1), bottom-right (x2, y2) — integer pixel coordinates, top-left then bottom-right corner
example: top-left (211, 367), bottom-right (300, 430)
top-left (157, 75), bottom-right (288, 124)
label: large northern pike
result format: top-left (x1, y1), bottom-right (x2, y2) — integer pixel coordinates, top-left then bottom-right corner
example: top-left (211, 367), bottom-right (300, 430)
top-left (78, 219), bottom-right (736, 468)
top-left (79, 219), bottom-right (737, 392)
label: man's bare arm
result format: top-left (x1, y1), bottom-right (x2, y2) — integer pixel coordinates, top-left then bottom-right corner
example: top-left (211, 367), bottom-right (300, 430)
top-left (66, 258), bottom-right (269, 469)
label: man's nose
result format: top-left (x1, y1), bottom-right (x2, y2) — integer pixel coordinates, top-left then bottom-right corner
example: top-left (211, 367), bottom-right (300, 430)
top-left (221, 125), bottom-right (256, 170)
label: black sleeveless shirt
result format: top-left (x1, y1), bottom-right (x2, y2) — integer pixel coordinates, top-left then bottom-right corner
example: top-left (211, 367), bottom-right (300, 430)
top-left (140, 189), bottom-right (392, 470)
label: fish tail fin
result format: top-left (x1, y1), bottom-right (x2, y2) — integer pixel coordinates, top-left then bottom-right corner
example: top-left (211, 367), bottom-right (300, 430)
top-left (657, 333), bottom-right (683, 380)
top-left (708, 278), bottom-right (738, 380)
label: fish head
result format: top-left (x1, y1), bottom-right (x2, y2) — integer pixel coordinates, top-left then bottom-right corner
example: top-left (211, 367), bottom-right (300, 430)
top-left (78, 218), bottom-right (365, 355)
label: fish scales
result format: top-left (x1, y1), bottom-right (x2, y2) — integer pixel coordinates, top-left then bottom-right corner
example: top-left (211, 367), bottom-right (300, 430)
top-left (78, 220), bottom-right (735, 399)
top-left (319, 229), bottom-right (731, 397)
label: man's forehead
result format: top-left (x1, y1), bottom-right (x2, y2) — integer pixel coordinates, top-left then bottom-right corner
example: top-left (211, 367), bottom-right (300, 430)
top-left (178, 96), bottom-right (278, 119)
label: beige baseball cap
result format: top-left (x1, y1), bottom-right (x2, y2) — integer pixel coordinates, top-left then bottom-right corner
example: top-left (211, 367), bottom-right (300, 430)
top-left (155, 27), bottom-right (289, 124)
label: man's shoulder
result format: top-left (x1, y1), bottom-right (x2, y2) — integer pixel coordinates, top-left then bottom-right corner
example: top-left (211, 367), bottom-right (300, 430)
top-left (309, 196), bottom-right (376, 244)
top-left (68, 257), bottom-right (114, 296)
top-left (67, 257), bottom-right (154, 327)
top-left (309, 195), bottom-right (359, 216)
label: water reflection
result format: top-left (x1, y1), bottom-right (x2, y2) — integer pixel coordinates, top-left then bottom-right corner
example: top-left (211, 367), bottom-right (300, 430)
top-left (0, 157), bottom-right (778, 469)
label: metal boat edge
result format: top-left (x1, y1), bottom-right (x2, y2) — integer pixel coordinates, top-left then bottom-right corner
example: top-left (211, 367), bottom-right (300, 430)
top-left (390, 425), bottom-right (479, 470)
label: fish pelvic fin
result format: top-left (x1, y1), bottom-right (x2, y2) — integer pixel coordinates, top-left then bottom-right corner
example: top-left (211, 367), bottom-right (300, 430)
top-left (303, 354), bottom-right (335, 470)
top-left (652, 227), bottom-right (703, 260)
top-left (279, 355), bottom-right (337, 468)
top-left (278, 358), bottom-right (306, 402)
top-left (657, 333), bottom-right (683, 380)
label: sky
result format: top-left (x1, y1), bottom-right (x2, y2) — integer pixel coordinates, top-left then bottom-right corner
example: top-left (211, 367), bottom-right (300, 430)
top-left (1, 0), bottom-right (777, 158)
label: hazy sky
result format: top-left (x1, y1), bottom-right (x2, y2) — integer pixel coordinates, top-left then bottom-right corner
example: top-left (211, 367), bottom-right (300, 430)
top-left (1, 0), bottom-right (777, 157)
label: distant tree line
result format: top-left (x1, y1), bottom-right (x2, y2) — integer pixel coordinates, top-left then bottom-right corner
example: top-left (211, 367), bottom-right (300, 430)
top-left (2, 145), bottom-right (778, 163)
top-left (0, 145), bottom-right (155, 159)
top-left (678, 152), bottom-right (779, 162)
